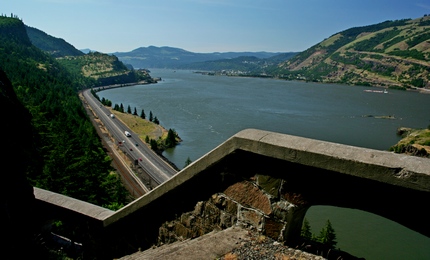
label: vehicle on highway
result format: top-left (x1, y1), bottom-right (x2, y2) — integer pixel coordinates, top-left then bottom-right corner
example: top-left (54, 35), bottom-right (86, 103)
top-left (110, 114), bottom-right (115, 118)
top-left (125, 131), bottom-right (131, 137)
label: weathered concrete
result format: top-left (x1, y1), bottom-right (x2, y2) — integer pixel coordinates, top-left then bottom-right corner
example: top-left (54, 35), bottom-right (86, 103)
top-left (33, 129), bottom-right (430, 258)
top-left (119, 226), bottom-right (250, 260)
top-left (34, 188), bottom-right (114, 221)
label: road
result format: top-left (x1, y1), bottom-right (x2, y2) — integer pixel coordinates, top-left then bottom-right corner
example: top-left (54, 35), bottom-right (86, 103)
top-left (82, 88), bottom-right (178, 187)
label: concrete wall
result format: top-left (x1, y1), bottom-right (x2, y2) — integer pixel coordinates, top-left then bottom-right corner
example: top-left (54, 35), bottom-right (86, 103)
top-left (34, 129), bottom-right (430, 258)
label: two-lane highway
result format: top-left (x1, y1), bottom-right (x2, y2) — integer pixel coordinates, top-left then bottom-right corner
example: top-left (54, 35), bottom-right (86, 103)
top-left (82, 88), bottom-right (177, 186)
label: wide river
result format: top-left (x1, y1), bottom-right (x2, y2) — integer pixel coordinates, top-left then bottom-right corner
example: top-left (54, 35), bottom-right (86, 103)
top-left (98, 68), bottom-right (430, 259)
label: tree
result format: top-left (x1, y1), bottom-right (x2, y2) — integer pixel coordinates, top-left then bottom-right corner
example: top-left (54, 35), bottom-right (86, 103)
top-left (149, 111), bottom-right (153, 122)
top-left (301, 218), bottom-right (312, 240)
top-left (140, 109), bottom-right (145, 119)
top-left (127, 105), bottom-right (131, 114)
top-left (153, 116), bottom-right (159, 125)
top-left (165, 128), bottom-right (177, 148)
top-left (133, 107), bottom-right (138, 116)
top-left (120, 103), bottom-right (124, 113)
top-left (317, 219), bottom-right (337, 248)
top-left (150, 139), bottom-right (158, 150)
top-left (184, 157), bottom-right (192, 168)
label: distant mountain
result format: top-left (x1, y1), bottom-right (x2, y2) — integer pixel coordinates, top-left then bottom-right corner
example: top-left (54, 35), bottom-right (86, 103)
top-left (80, 48), bottom-right (95, 54)
top-left (112, 46), bottom-right (284, 69)
top-left (26, 25), bottom-right (84, 57)
top-left (274, 16), bottom-right (430, 90)
top-left (23, 23), bottom-right (153, 87)
top-left (178, 53), bottom-right (298, 73)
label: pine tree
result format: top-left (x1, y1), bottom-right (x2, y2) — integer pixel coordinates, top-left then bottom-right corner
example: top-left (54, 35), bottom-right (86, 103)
top-left (150, 139), bottom-right (158, 150)
top-left (149, 111), bottom-right (153, 122)
top-left (165, 128), bottom-right (177, 148)
top-left (153, 116), bottom-right (159, 124)
top-left (184, 157), bottom-right (192, 168)
top-left (133, 107), bottom-right (138, 116)
top-left (127, 105), bottom-right (131, 114)
top-left (301, 218), bottom-right (312, 240)
top-left (317, 219), bottom-right (337, 248)
top-left (140, 109), bottom-right (145, 119)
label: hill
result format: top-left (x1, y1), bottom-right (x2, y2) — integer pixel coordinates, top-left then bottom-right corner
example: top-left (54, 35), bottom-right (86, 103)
top-left (56, 52), bottom-right (155, 87)
top-left (26, 25), bottom-right (84, 57)
top-left (0, 15), bottom-right (131, 207)
top-left (274, 16), bottom-right (430, 90)
top-left (112, 45), bottom-right (284, 69)
top-left (178, 52), bottom-right (298, 73)
top-left (24, 21), bottom-right (154, 88)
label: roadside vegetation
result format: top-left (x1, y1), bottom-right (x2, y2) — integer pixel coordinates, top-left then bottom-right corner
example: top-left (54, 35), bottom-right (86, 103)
top-left (92, 90), bottom-right (180, 152)
top-left (389, 126), bottom-right (430, 157)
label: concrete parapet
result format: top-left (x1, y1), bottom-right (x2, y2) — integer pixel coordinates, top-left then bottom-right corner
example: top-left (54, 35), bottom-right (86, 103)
top-left (34, 129), bottom-right (430, 258)
top-left (34, 187), bottom-right (114, 221)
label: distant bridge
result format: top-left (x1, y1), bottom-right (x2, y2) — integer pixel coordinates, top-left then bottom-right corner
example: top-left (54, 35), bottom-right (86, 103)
top-left (34, 129), bottom-right (430, 258)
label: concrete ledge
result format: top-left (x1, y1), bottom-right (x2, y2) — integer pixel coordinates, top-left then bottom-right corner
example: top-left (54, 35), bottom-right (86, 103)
top-left (105, 128), bottom-right (430, 227)
top-left (233, 129), bottom-right (430, 191)
top-left (35, 129), bottom-right (430, 227)
top-left (34, 187), bottom-right (114, 221)
top-left (32, 129), bottom-right (430, 258)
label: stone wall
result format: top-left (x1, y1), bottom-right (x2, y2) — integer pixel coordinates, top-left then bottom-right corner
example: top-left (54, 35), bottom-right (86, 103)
top-left (157, 172), bottom-right (310, 246)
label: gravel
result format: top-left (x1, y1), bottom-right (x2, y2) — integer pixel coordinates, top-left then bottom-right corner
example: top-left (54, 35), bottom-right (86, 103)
top-left (220, 229), bottom-right (326, 260)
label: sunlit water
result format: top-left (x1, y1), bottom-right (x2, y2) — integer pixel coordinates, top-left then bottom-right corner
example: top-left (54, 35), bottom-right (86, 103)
top-left (98, 69), bottom-right (430, 259)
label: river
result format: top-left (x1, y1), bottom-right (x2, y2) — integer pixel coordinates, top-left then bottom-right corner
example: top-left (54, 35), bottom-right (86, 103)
top-left (98, 68), bottom-right (430, 259)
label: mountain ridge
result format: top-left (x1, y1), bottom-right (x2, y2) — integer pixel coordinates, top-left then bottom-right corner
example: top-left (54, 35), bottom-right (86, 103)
top-left (274, 16), bottom-right (430, 90)
top-left (112, 45), bottom-right (284, 69)
top-left (4, 13), bottom-right (430, 91)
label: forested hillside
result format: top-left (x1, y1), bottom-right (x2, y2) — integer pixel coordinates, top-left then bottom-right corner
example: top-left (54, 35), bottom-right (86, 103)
top-left (25, 23), bottom-right (155, 89)
top-left (0, 15), bottom-right (130, 208)
top-left (57, 52), bottom-right (155, 88)
top-left (26, 25), bottom-right (84, 57)
top-left (274, 16), bottom-right (430, 90)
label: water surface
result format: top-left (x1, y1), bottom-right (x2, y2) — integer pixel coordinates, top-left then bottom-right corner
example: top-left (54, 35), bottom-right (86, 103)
top-left (98, 69), bottom-right (430, 259)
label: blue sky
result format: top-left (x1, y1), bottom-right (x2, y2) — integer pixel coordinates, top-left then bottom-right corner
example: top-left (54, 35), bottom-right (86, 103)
top-left (3, 0), bottom-right (429, 53)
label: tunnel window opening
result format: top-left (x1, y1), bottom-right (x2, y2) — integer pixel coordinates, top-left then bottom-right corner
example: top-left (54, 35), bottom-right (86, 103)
top-left (304, 205), bottom-right (430, 260)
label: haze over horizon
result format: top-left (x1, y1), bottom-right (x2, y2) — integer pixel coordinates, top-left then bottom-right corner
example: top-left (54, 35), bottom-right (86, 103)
top-left (4, 0), bottom-right (430, 54)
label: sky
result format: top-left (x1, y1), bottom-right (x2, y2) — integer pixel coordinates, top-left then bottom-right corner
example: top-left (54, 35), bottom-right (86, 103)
top-left (3, 0), bottom-right (430, 54)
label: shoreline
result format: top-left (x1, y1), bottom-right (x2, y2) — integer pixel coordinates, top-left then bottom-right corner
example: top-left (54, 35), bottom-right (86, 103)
top-left (93, 77), bottom-right (161, 92)
top-left (91, 79), bottom-right (181, 170)
top-left (192, 70), bottom-right (430, 94)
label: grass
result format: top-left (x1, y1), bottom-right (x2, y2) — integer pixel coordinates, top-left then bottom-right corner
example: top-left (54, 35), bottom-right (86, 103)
top-left (390, 127), bottom-right (430, 155)
top-left (110, 109), bottom-right (168, 143)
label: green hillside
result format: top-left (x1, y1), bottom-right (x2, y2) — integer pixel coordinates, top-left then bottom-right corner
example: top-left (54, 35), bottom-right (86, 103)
top-left (274, 16), bottom-right (430, 91)
top-left (0, 15), bottom-right (131, 208)
top-left (57, 52), bottom-right (155, 87)
top-left (23, 20), bottom-right (155, 88)
top-left (26, 25), bottom-right (84, 57)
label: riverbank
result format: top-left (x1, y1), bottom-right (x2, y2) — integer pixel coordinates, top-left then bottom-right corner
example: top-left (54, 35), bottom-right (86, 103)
top-left (108, 108), bottom-right (181, 170)
top-left (94, 78), bottom-right (161, 92)
top-left (390, 127), bottom-right (430, 156)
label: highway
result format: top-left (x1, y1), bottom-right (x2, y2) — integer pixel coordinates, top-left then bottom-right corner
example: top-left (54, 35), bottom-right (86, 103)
top-left (82, 88), bottom-right (178, 186)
